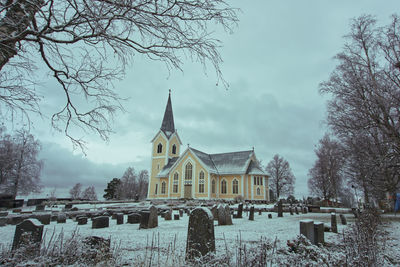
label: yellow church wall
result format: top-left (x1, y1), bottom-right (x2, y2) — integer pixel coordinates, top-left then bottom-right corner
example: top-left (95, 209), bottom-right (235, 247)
top-left (158, 178), bottom-right (169, 197)
top-left (149, 157), bottom-right (166, 198)
top-left (210, 174), bottom-right (218, 198)
top-left (217, 175), bottom-right (242, 199)
top-left (168, 135), bottom-right (180, 158)
top-left (152, 134), bottom-right (167, 156)
top-left (247, 175), bottom-right (252, 199)
top-left (194, 167), bottom-right (209, 198)
top-left (168, 170), bottom-right (182, 198)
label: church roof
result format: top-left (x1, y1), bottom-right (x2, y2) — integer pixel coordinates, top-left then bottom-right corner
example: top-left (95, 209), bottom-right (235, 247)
top-left (157, 147), bottom-right (266, 178)
top-left (160, 91), bottom-right (175, 138)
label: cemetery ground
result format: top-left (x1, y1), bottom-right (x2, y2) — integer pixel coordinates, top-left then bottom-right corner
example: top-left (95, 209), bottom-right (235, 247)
top-left (0, 202), bottom-right (399, 266)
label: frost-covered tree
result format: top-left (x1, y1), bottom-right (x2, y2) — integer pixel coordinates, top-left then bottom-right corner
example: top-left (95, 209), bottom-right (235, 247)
top-left (0, 127), bottom-right (42, 199)
top-left (69, 183), bottom-right (82, 199)
top-left (82, 186), bottom-right (97, 201)
top-left (0, 0), bottom-right (238, 149)
top-left (265, 154), bottom-right (295, 199)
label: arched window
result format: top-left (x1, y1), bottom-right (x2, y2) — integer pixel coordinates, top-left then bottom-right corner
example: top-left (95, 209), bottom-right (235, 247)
top-left (161, 181), bottom-right (166, 194)
top-left (232, 179), bottom-right (239, 194)
top-left (256, 187), bottom-right (261, 195)
top-left (199, 171), bottom-right (205, 193)
top-left (185, 162), bottom-right (192, 180)
top-left (172, 144), bottom-right (177, 154)
top-left (221, 180), bottom-right (227, 194)
top-left (211, 179), bottom-right (216, 194)
top-left (157, 143), bottom-right (162, 153)
top-left (173, 173), bottom-right (179, 193)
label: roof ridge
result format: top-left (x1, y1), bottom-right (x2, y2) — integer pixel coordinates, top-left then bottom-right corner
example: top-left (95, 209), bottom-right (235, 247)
top-left (209, 150), bottom-right (253, 156)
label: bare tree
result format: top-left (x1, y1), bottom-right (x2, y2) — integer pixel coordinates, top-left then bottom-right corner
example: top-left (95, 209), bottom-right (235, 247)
top-left (0, 0), bottom-right (238, 149)
top-left (265, 154), bottom-right (295, 199)
top-left (307, 134), bottom-right (344, 201)
top-left (119, 167), bottom-right (137, 199)
top-left (138, 169), bottom-right (149, 200)
top-left (69, 182), bottom-right (82, 199)
top-left (0, 128), bottom-right (42, 199)
top-left (82, 185), bottom-right (97, 201)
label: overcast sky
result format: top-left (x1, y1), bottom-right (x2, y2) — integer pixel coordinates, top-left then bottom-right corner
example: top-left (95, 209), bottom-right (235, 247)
top-left (24, 1), bottom-right (399, 199)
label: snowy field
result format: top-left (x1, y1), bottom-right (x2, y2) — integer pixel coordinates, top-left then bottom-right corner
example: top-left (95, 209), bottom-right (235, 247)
top-left (1, 203), bottom-right (399, 265)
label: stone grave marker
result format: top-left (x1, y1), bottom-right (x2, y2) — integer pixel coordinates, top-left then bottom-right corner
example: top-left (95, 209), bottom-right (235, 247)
top-left (258, 209), bottom-right (262, 215)
top-left (225, 205), bottom-right (233, 225)
top-left (277, 200), bottom-right (283, 217)
top-left (300, 219), bottom-right (314, 243)
top-left (268, 214), bottom-right (272, 219)
top-left (139, 211), bottom-right (150, 229)
top-left (65, 204), bottom-right (73, 210)
top-left (35, 205), bottom-right (45, 211)
top-left (289, 207), bottom-right (293, 215)
top-left (237, 203), bottom-right (243, 218)
top-left (339, 214), bottom-right (347, 225)
top-left (186, 207), bottom-right (215, 260)
top-left (164, 209), bottom-right (172, 221)
top-left (12, 219), bottom-right (43, 252)
top-left (217, 205), bottom-right (227, 225)
top-left (34, 214), bottom-right (51, 225)
top-left (313, 222), bottom-right (324, 245)
top-left (295, 206), bottom-right (299, 215)
top-left (331, 213), bottom-right (338, 233)
top-left (148, 205), bottom-right (158, 228)
top-left (77, 216), bottom-right (88, 225)
top-left (0, 217), bottom-right (6, 226)
top-left (249, 206), bottom-right (254, 221)
top-left (128, 213), bottom-right (141, 224)
top-left (179, 209), bottom-right (183, 217)
top-left (211, 205), bottom-right (218, 221)
top-left (92, 216), bottom-right (109, 229)
top-left (116, 213), bottom-right (124, 225)
top-left (174, 214), bottom-right (180, 220)
top-left (57, 213), bottom-right (67, 223)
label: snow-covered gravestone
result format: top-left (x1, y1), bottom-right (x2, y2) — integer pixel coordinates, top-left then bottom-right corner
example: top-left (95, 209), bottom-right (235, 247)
top-left (92, 216), bottom-right (109, 229)
top-left (300, 219), bottom-right (314, 243)
top-left (77, 216), bottom-right (88, 225)
top-left (331, 213), bottom-right (338, 233)
top-left (12, 219), bottom-right (43, 251)
top-left (217, 205), bottom-right (226, 225)
top-left (149, 206), bottom-right (158, 228)
top-left (277, 200), bottom-right (283, 217)
top-left (225, 205), bottom-right (233, 225)
top-left (186, 207), bottom-right (215, 260)
top-left (128, 213), bottom-right (141, 224)
top-left (313, 222), bottom-right (324, 245)
top-left (116, 213), bottom-right (124, 225)
top-left (57, 213), bottom-right (67, 223)
top-left (249, 206), bottom-right (254, 221)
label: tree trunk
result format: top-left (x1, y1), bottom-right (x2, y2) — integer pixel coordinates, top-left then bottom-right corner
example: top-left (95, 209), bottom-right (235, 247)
top-left (0, 0), bottom-right (44, 71)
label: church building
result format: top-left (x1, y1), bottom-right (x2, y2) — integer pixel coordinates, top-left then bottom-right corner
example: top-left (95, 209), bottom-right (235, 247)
top-left (147, 92), bottom-right (269, 201)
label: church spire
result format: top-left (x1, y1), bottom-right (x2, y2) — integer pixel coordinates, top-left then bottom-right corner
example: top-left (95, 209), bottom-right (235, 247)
top-left (160, 89), bottom-right (175, 137)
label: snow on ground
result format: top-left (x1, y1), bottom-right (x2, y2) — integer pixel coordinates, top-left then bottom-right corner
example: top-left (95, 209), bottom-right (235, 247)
top-left (0, 204), bottom-right (353, 264)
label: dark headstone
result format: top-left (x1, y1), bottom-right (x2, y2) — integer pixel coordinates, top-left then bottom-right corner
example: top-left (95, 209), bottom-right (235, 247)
top-left (50, 215), bottom-right (58, 222)
top-left (300, 219), bottom-right (314, 243)
top-left (112, 213), bottom-right (118, 220)
top-left (295, 206), bottom-right (299, 215)
top-left (71, 207), bottom-right (78, 211)
top-left (249, 206), bottom-right (255, 221)
top-left (34, 214), bottom-right (51, 225)
top-left (65, 204), bottom-right (73, 210)
top-left (186, 208), bottom-right (215, 260)
top-left (237, 203), bottom-right (243, 218)
top-left (303, 207), bottom-right (308, 214)
top-left (217, 205), bottom-right (227, 225)
top-left (324, 225), bottom-right (331, 232)
top-left (258, 209), bottom-right (262, 215)
top-left (57, 213), bottom-right (67, 223)
top-left (289, 207), bottom-right (293, 215)
top-left (313, 222), bottom-right (324, 245)
top-left (211, 205), bottom-right (218, 221)
top-left (174, 214), bottom-right (180, 220)
top-left (116, 213), bottom-right (124, 225)
top-left (179, 209), bottom-right (183, 217)
top-left (12, 209), bottom-right (22, 213)
top-left (92, 216), bottom-right (109, 229)
top-left (331, 213), bottom-right (337, 233)
top-left (148, 205), bottom-right (158, 228)
top-left (12, 219), bottom-right (43, 252)
top-left (268, 214), bottom-right (272, 219)
top-left (164, 209), bottom-right (172, 221)
top-left (225, 205), bottom-right (233, 225)
top-left (77, 216), bottom-right (88, 225)
top-left (277, 200), bottom-right (283, 217)
top-left (139, 211), bottom-right (150, 229)
top-left (339, 214), bottom-right (347, 225)
top-left (127, 213), bottom-right (141, 224)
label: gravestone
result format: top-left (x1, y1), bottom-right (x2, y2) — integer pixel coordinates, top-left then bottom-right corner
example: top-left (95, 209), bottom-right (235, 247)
top-left (139, 211), bottom-right (150, 229)
top-left (112, 213), bottom-right (118, 220)
top-left (211, 205), bottom-right (218, 221)
top-left (174, 214), bottom-right (180, 220)
top-left (0, 217), bottom-right (6, 226)
top-left (35, 205), bottom-right (45, 211)
top-left (268, 214), bottom-right (272, 219)
top-left (331, 213), bottom-right (338, 233)
top-left (217, 205), bottom-right (227, 225)
top-left (34, 214), bottom-right (51, 225)
top-left (339, 214), bottom-right (347, 225)
top-left (289, 207), bottom-right (293, 215)
top-left (313, 222), bottom-right (324, 245)
top-left (186, 207), bottom-right (215, 260)
top-left (303, 207), bottom-right (308, 214)
top-left (299, 219), bottom-right (314, 243)
top-left (164, 209), bottom-right (172, 221)
top-left (12, 219), bottom-right (43, 252)
top-left (295, 206), bottom-right (299, 215)
top-left (277, 200), bottom-right (283, 217)
top-left (148, 205), bottom-right (158, 228)
top-left (179, 209), bottom-right (183, 217)
top-left (225, 205), bottom-right (233, 225)
top-left (237, 203), bottom-right (243, 218)
top-left (65, 204), bottom-right (72, 210)
top-left (57, 213), bottom-right (67, 223)
top-left (249, 206), bottom-right (254, 221)
top-left (258, 209), bottom-right (262, 215)
top-left (127, 213), bottom-right (141, 224)
top-left (92, 216), bottom-right (109, 229)
top-left (50, 215), bottom-right (58, 222)
top-left (116, 213), bottom-right (124, 225)
top-left (77, 216), bottom-right (88, 225)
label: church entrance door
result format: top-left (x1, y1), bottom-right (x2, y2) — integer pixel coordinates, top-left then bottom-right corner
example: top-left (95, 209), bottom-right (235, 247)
top-left (184, 185), bottom-right (192, 198)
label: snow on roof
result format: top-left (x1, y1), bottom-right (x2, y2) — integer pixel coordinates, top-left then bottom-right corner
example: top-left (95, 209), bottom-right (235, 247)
top-left (157, 157), bottom-right (180, 177)
top-left (246, 160), bottom-right (266, 175)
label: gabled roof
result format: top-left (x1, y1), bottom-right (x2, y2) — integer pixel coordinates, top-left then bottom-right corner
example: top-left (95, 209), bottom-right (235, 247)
top-left (160, 91), bottom-right (175, 138)
top-left (156, 147), bottom-right (267, 178)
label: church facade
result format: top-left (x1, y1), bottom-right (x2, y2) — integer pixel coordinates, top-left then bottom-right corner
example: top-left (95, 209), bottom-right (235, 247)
top-left (147, 92), bottom-right (269, 201)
